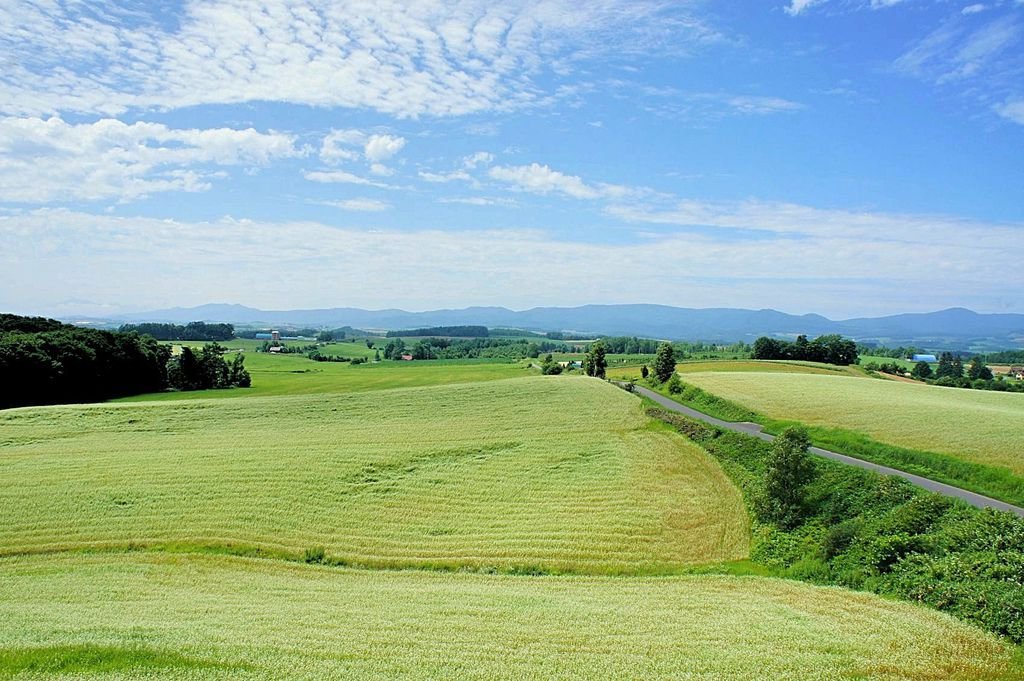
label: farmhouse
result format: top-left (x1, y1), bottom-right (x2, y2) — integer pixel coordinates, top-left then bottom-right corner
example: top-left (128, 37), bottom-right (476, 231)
top-left (1011, 367), bottom-right (1024, 380)
top-left (911, 354), bottom-right (938, 363)
top-left (400, 354), bottom-right (414, 361)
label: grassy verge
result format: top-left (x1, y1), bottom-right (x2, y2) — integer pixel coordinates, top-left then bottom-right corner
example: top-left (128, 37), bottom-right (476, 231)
top-left (637, 377), bottom-right (1024, 508)
top-left (646, 405), bottom-right (1024, 648)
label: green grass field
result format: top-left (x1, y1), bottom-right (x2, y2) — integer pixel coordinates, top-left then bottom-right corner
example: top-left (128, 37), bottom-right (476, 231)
top-left (0, 553), bottom-right (1014, 680)
top-left (4, 361), bottom-right (1021, 677)
top-left (117, 351), bottom-right (531, 401)
top-left (0, 377), bottom-right (748, 573)
top-left (681, 371), bottom-right (1024, 475)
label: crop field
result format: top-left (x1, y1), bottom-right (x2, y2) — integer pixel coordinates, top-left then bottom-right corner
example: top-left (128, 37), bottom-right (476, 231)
top-left (314, 339), bottom-right (381, 359)
top-left (116, 352), bottom-right (530, 401)
top-left (0, 377), bottom-right (748, 572)
top-left (681, 371), bottom-right (1024, 475)
top-left (0, 553), bottom-right (1014, 680)
top-left (607, 359), bottom-right (863, 382)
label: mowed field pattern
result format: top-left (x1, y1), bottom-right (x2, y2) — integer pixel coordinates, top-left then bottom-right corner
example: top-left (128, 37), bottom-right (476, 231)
top-left (0, 377), bottom-right (749, 572)
top-left (682, 372), bottom-right (1024, 475)
top-left (0, 553), bottom-right (1013, 681)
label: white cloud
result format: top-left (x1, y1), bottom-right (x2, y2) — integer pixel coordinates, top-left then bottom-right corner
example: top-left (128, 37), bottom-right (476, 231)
top-left (786, 0), bottom-right (906, 13)
top-left (0, 116), bottom-right (299, 202)
top-left (626, 83), bottom-right (803, 120)
top-left (463, 151), bottom-right (495, 168)
top-left (724, 95), bottom-right (804, 114)
top-left (488, 163), bottom-right (631, 200)
top-left (438, 196), bottom-right (517, 206)
top-left (1, 207), bottom-right (1020, 318)
top-left (324, 198), bottom-right (391, 212)
top-left (785, 0), bottom-right (824, 16)
top-left (303, 170), bottom-right (390, 187)
top-left (363, 134), bottom-right (406, 162)
top-left (419, 170), bottom-right (473, 183)
top-left (962, 4), bottom-right (988, 15)
top-left (320, 130), bottom-right (364, 164)
top-left (994, 99), bottom-right (1024, 123)
top-left (318, 129), bottom-right (405, 176)
top-left (0, 0), bottom-right (714, 118)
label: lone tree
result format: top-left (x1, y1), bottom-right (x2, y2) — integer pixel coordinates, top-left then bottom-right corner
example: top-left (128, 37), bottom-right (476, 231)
top-left (653, 342), bottom-right (676, 383)
top-left (967, 356), bottom-right (992, 381)
top-left (911, 360), bottom-right (933, 380)
top-left (935, 352), bottom-right (960, 379)
top-left (641, 365), bottom-right (649, 379)
top-left (757, 427), bottom-right (816, 529)
top-left (583, 341), bottom-right (607, 378)
top-left (540, 353), bottom-right (563, 375)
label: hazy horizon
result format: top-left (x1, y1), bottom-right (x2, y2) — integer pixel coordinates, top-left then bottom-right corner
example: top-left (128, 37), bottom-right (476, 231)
top-left (2, 1), bottom-right (1022, 319)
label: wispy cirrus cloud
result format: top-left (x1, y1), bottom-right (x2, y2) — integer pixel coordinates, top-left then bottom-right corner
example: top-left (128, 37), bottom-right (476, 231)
top-left (785, 0), bottom-right (908, 15)
top-left (994, 99), bottom-right (1024, 123)
top-left (605, 199), bottom-right (1024, 250)
top-left (891, 10), bottom-right (1024, 124)
top-left (321, 198), bottom-right (391, 212)
top-left (302, 170), bottom-right (392, 188)
top-left (438, 196), bottom-right (517, 206)
top-left (611, 81), bottom-right (804, 121)
top-left (893, 14), bottom-right (1021, 83)
top-left (0, 116), bottom-right (300, 202)
top-left (0, 0), bottom-right (716, 118)
top-left (488, 163), bottom-right (634, 200)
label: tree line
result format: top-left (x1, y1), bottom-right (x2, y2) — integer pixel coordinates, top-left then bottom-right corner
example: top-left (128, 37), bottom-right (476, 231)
top-left (380, 337), bottom-right (569, 361)
top-left (752, 334), bottom-right (858, 365)
top-left (118, 321), bottom-right (234, 341)
top-left (1, 314), bottom-right (249, 409)
top-left (385, 325), bottom-right (489, 338)
top-left (168, 344), bottom-right (250, 391)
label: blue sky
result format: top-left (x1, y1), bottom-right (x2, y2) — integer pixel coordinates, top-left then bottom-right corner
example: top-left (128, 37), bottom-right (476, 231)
top-left (1, 0), bottom-right (1022, 319)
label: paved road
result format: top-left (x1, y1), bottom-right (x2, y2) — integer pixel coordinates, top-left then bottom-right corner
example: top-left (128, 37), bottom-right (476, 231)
top-left (628, 384), bottom-right (1024, 518)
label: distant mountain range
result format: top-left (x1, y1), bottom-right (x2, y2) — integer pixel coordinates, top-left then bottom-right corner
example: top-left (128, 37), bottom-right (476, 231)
top-left (63, 303), bottom-right (1024, 350)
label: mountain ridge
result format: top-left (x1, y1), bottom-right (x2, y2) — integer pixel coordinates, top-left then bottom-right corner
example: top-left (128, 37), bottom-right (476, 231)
top-left (63, 303), bottom-right (1024, 349)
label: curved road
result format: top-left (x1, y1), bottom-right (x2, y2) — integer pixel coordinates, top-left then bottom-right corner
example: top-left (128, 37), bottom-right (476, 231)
top-left (628, 384), bottom-right (1024, 518)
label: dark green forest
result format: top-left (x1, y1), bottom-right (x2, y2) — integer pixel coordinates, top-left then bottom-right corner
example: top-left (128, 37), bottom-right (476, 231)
top-left (752, 334), bottom-right (858, 365)
top-left (0, 315), bottom-right (248, 409)
top-left (386, 325), bottom-right (489, 338)
top-left (118, 321), bottom-right (235, 341)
